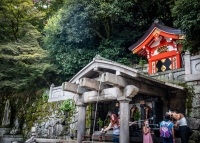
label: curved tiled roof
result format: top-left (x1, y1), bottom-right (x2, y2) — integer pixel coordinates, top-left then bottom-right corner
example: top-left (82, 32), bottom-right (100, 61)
top-left (128, 22), bottom-right (184, 51)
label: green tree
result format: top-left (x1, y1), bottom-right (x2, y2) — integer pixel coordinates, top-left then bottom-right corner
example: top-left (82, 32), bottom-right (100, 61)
top-left (43, 0), bottom-right (173, 80)
top-left (0, 0), bottom-right (45, 41)
top-left (33, 0), bottom-right (65, 31)
top-left (0, 24), bottom-right (60, 93)
top-left (171, 0), bottom-right (200, 54)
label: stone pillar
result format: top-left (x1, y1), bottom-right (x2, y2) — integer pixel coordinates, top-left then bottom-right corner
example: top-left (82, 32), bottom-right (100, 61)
top-left (117, 85), bottom-right (139, 143)
top-left (49, 83), bottom-right (55, 99)
top-left (77, 104), bottom-right (87, 143)
top-left (119, 99), bottom-right (131, 143)
top-left (184, 51), bottom-right (191, 75)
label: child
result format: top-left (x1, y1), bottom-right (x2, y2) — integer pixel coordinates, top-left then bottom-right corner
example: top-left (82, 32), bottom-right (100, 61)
top-left (143, 119), bottom-right (153, 143)
top-left (160, 114), bottom-right (175, 143)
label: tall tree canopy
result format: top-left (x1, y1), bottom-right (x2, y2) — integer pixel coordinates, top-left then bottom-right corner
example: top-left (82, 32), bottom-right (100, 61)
top-left (1, 0), bottom-right (200, 93)
top-left (171, 0), bottom-right (200, 54)
top-left (0, 0), bottom-right (61, 93)
top-left (43, 0), bottom-right (173, 80)
top-left (0, 0), bottom-right (45, 41)
top-left (0, 24), bottom-right (60, 93)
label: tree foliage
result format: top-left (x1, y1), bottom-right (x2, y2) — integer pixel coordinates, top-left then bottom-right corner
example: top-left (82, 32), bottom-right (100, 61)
top-left (0, 0), bottom-right (45, 41)
top-left (171, 0), bottom-right (200, 54)
top-left (0, 24), bottom-right (60, 93)
top-left (43, 0), bottom-right (173, 80)
top-left (1, 0), bottom-right (200, 94)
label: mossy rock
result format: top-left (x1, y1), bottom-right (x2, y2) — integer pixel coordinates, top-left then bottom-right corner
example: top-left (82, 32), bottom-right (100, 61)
top-left (26, 108), bottom-right (33, 114)
top-left (36, 120), bottom-right (43, 124)
top-left (42, 103), bottom-right (48, 111)
top-left (31, 114), bottom-right (37, 121)
top-left (37, 104), bottom-right (43, 112)
top-left (25, 114), bottom-right (32, 121)
top-left (27, 121), bottom-right (33, 130)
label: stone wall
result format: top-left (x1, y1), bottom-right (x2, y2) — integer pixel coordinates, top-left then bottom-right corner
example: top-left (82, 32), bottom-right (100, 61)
top-left (0, 92), bottom-right (73, 140)
top-left (184, 53), bottom-right (200, 143)
top-left (149, 52), bottom-right (200, 143)
top-left (150, 68), bottom-right (185, 83)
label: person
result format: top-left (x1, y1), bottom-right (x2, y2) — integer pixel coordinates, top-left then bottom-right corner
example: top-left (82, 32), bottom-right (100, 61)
top-left (169, 110), bottom-right (190, 143)
top-left (143, 119), bottom-right (153, 143)
top-left (101, 114), bottom-right (120, 142)
top-left (160, 114), bottom-right (175, 143)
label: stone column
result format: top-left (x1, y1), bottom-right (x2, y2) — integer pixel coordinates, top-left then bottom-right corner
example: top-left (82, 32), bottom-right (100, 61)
top-left (49, 83), bottom-right (55, 99)
top-left (77, 104), bottom-right (87, 143)
top-left (118, 99), bottom-right (131, 143)
top-left (184, 51), bottom-right (191, 75)
top-left (117, 85), bottom-right (139, 143)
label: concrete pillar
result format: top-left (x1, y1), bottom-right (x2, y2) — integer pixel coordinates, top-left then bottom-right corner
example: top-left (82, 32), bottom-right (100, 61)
top-left (184, 51), bottom-right (191, 75)
top-left (49, 83), bottom-right (55, 99)
top-left (118, 99), bottom-right (131, 143)
top-left (77, 104), bottom-right (87, 143)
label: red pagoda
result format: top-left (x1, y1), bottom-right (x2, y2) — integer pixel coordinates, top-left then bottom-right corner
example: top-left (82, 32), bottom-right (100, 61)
top-left (129, 21), bottom-right (184, 74)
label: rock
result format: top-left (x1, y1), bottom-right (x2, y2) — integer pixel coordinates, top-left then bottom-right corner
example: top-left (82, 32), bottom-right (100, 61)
top-left (187, 117), bottom-right (200, 130)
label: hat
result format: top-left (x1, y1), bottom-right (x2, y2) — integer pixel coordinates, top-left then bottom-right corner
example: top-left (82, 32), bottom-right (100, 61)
top-left (164, 114), bottom-right (170, 120)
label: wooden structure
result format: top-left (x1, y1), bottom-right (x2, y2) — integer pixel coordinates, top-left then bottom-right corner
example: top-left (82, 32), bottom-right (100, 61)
top-left (129, 21), bottom-right (184, 74)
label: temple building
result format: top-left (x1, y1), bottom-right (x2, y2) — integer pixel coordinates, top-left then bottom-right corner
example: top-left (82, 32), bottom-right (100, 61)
top-left (48, 21), bottom-right (200, 143)
top-left (129, 21), bottom-right (184, 74)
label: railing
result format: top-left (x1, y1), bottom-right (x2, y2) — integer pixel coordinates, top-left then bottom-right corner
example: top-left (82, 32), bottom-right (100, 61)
top-left (48, 84), bottom-right (75, 102)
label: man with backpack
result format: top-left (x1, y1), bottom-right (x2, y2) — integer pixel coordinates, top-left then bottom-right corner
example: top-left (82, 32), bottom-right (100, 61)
top-left (160, 114), bottom-right (175, 143)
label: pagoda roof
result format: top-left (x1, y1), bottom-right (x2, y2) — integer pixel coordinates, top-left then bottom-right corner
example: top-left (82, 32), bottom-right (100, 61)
top-left (128, 22), bottom-right (184, 54)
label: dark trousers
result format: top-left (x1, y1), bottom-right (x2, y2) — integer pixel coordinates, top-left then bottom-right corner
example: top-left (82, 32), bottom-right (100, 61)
top-left (179, 126), bottom-right (189, 143)
top-left (162, 135), bottom-right (173, 143)
top-left (113, 134), bottom-right (119, 143)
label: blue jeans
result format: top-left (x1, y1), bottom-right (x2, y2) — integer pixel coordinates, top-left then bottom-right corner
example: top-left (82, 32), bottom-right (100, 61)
top-left (113, 134), bottom-right (119, 142)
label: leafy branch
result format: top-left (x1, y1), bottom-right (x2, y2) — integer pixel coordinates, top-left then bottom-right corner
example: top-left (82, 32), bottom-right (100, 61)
top-left (60, 99), bottom-right (75, 111)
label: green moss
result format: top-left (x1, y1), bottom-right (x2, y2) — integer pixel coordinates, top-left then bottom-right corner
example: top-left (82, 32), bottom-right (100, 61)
top-left (25, 114), bottom-right (32, 121)
top-left (42, 103), bottom-right (48, 110)
top-left (86, 103), bottom-right (92, 129)
top-left (36, 120), bottom-right (43, 124)
top-left (37, 104), bottom-right (43, 112)
top-left (27, 121), bottom-right (33, 130)
top-left (32, 114), bottom-right (37, 121)
top-left (178, 83), bottom-right (195, 116)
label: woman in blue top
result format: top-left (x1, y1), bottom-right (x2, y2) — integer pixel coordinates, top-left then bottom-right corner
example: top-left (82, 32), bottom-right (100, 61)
top-left (160, 114), bottom-right (175, 143)
top-left (102, 114), bottom-right (120, 142)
